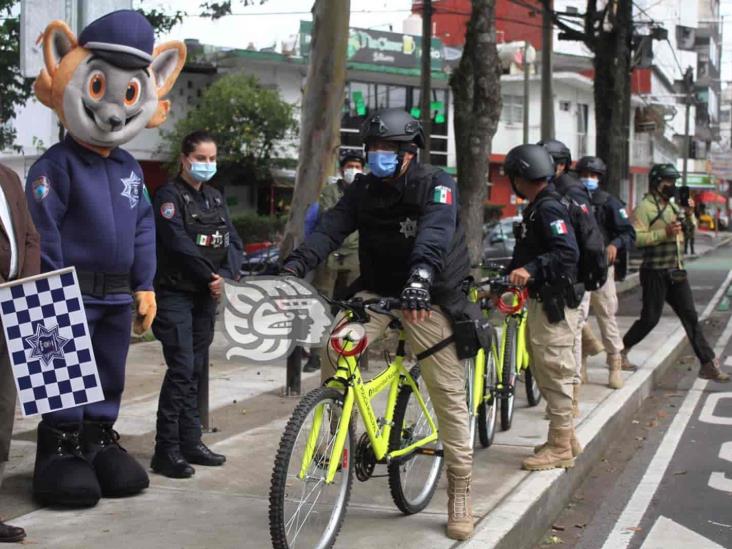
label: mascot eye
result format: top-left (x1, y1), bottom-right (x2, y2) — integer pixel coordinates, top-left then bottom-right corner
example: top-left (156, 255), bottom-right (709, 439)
top-left (124, 78), bottom-right (141, 107)
top-left (88, 71), bottom-right (106, 100)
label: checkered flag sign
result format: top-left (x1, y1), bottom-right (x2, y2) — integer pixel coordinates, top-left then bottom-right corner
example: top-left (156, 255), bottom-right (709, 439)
top-left (0, 267), bottom-right (102, 416)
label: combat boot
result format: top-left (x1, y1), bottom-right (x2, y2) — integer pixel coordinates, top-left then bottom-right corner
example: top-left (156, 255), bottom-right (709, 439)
top-left (620, 349), bottom-right (637, 371)
top-left (533, 428), bottom-right (582, 457)
top-left (582, 324), bottom-right (604, 357)
top-left (523, 427), bottom-right (575, 471)
top-left (607, 354), bottom-right (624, 389)
top-left (446, 468), bottom-right (473, 540)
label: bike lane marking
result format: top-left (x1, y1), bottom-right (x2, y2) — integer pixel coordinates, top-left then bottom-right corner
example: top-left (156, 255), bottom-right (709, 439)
top-left (601, 270), bottom-right (732, 549)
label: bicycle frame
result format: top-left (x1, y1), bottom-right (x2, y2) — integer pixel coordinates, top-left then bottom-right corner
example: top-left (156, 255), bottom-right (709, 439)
top-left (299, 330), bottom-right (440, 485)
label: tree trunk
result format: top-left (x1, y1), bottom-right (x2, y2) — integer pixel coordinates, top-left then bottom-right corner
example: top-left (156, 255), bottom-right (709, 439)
top-left (449, 0), bottom-right (502, 267)
top-left (279, 0), bottom-right (350, 259)
top-left (592, 0), bottom-right (632, 198)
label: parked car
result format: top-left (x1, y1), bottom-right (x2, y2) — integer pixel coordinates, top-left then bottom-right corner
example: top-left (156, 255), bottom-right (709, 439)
top-left (240, 241), bottom-right (280, 276)
top-left (482, 216), bottom-right (522, 266)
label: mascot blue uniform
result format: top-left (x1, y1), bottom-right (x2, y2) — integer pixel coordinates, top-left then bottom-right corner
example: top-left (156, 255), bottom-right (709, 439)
top-left (25, 10), bottom-right (186, 507)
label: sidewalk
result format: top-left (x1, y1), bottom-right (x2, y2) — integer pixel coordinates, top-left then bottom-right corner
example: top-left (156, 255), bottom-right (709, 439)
top-left (1, 236), bottom-right (730, 548)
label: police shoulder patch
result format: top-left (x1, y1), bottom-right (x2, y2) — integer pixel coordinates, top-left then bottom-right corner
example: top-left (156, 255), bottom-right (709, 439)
top-left (31, 176), bottom-right (50, 202)
top-left (619, 208), bottom-right (629, 219)
top-left (549, 219), bottom-right (568, 236)
top-left (160, 202), bottom-right (176, 220)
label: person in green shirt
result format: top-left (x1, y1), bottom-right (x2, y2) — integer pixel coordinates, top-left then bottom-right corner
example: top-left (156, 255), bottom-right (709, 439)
top-left (622, 163), bottom-right (728, 382)
top-left (303, 148), bottom-right (365, 372)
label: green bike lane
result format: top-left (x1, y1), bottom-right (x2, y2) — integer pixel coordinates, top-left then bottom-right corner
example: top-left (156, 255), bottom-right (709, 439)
top-left (3, 245), bottom-right (730, 548)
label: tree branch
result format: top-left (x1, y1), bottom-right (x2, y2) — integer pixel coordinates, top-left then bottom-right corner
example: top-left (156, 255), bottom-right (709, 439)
top-left (537, 0), bottom-right (590, 45)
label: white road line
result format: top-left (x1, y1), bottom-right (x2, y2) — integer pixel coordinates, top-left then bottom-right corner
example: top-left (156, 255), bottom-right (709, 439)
top-left (602, 270), bottom-right (732, 549)
top-left (724, 356), bottom-right (732, 367)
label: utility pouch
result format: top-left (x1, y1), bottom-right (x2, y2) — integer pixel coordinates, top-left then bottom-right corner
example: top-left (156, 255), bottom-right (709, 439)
top-left (668, 268), bottom-right (688, 284)
top-left (539, 284), bottom-right (566, 324)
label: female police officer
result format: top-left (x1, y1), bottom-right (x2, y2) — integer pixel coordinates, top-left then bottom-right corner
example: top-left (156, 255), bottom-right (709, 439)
top-left (150, 130), bottom-right (243, 478)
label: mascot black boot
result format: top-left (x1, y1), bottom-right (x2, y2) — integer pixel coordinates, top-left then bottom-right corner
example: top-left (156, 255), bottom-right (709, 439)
top-left (33, 421), bottom-right (101, 507)
top-left (82, 421), bottom-right (149, 497)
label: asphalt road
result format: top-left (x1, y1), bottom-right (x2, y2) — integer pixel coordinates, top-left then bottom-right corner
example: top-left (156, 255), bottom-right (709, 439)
top-left (539, 243), bottom-right (732, 549)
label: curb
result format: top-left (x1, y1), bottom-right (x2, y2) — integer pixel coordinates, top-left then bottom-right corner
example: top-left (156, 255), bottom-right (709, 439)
top-left (461, 324), bottom-right (689, 549)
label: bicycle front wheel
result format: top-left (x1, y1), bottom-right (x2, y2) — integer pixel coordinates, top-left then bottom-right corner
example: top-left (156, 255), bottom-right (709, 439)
top-left (388, 365), bottom-right (443, 515)
top-left (269, 387), bottom-right (355, 549)
top-left (477, 349), bottom-right (498, 448)
top-left (501, 319), bottom-right (518, 431)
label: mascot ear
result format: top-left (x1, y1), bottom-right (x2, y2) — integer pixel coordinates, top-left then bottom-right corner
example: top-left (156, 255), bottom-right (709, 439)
top-left (34, 20), bottom-right (78, 108)
top-left (146, 41), bottom-right (186, 128)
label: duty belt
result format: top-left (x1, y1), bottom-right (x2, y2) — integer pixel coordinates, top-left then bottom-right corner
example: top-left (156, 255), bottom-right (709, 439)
top-left (195, 231), bottom-right (229, 248)
top-left (77, 271), bottom-right (131, 299)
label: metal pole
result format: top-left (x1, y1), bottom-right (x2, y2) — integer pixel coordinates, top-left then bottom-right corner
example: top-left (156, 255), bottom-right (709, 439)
top-left (286, 346), bottom-right (302, 396)
top-left (541, 0), bottom-right (555, 140)
top-left (523, 40), bottom-right (530, 144)
top-left (682, 67), bottom-right (693, 187)
top-left (420, 0), bottom-right (433, 159)
top-left (197, 349), bottom-right (210, 431)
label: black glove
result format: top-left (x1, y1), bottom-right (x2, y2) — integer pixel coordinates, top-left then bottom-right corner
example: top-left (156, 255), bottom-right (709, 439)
top-left (400, 268), bottom-right (432, 311)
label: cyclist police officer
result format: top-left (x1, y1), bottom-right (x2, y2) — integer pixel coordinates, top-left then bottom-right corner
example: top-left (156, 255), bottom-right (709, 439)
top-left (504, 144), bottom-right (583, 471)
top-left (575, 156), bottom-right (636, 389)
top-left (283, 109), bottom-right (477, 540)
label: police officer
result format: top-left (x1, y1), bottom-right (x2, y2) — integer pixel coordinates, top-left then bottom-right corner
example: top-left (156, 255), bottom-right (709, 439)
top-left (623, 164), bottom-right (729, 382)
top-left (504, 144), bottom-right (582, 471)
top-left (151, 130), bottom-right (244, 478)
top-left (303, 148), bottom-right (365, 372)
top-left (283, 109), bottom-right (476, 540)
top-left (575, 156), bottom-right (636, 389)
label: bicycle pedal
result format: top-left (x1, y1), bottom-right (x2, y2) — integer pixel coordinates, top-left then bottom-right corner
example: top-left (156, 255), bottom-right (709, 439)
top-left (414, 447), bottom-right (444, 458)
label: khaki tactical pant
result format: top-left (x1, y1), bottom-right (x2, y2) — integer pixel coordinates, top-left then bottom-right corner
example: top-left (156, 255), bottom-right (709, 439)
top-left (574, 293), bottom-right (591, 381)
top-left (589, 266), bottom-right (623, 356)
top-left (527, 298), bottom-right (579, 430)
top-left (321, 291), bottom-right (472, 472)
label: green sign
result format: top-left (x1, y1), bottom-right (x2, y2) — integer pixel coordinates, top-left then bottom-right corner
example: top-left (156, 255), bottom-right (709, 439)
top-left (686, 173), bottom-right (716, 188)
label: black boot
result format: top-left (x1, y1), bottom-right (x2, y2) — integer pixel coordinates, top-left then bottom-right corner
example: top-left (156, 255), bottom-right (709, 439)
top-left (181, 442), bottom-right (226, 466)
top-left (33, 421), bottom-right (101, 507)
top-left (303, 353), bottom-right (321, 373)
top-left (151, 447), bottom-right (195, 478)
top-left (82, 422), bottom-right (149, 498)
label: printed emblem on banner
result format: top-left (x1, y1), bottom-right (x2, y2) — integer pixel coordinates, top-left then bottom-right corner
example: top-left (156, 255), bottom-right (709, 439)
top-left (32, 176), bottom-right (50, 202)
top-left (160, 202), bottom-right (176, 219)
top-left (550, 219), bottom-right (568, 236)
top-left (433, 185), bottom-right (453, 205)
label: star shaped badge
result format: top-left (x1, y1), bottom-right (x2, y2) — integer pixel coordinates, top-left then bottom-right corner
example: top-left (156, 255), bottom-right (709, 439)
top-left (24, 323), bottom-right (70, 370)
top-left (120, 171), bottom-right (142, 209)
top-left (399, 217), bottom-right (417, 239)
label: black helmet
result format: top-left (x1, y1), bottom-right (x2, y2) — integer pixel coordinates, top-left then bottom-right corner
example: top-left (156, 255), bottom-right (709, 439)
top-left (360, 108), bottom-right (425, 150)
top-left (338, 147), bottom-right (365, 167)
top-left (576, 156), bottom-right (607, 177)
top-left (649, 163), bottom-right (680, 187)
top-left (537, 138), bottom-right (572, 167)
top-left (504, 144), bottom-right (555, 181)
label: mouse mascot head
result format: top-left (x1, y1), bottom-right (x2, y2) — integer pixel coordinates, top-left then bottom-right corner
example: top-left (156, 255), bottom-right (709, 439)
top-left (26, 10), bottom-right (185, 508)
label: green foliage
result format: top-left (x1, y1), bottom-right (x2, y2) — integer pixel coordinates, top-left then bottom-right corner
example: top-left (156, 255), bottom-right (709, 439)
top-left (162, 73), bottom-right (296, 182)
top-left (137, 7), bottom-right (186, 36)
top-left (0, 1), bottom-right (33, 152)
top-left (200, 1), bottom-right (268, 20)
top-left (230, 211), bottom-right (286, 244)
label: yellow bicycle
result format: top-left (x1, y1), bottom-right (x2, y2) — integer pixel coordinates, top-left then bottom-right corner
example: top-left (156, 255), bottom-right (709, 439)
top-left (268, 297), bottom-right (443, 549)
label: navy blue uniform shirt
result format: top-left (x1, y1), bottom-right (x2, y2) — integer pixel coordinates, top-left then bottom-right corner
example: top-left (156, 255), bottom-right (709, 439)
top-left (590, 190), bottom-right (636, 251)
top-left (26, 136), bottom-right (155, 305)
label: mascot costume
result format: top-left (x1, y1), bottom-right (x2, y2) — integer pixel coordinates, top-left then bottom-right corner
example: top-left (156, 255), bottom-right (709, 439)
top-left (25, 10), bottom-right (186, 507)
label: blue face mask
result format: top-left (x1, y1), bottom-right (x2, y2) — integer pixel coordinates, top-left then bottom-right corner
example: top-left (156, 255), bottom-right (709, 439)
top-left (581, 177), bottom-right (599, 192)
top-left (188, 162), bottom-right (217, 182)
top-left (368, 151), bottom-right (399, 178)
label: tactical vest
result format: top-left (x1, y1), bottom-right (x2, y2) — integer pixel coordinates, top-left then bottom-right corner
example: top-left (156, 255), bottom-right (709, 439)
top-left (157, 180), bottom-right (230, 292)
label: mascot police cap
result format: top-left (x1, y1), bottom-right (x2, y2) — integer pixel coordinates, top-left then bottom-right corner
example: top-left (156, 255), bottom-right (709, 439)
top-left (33, 9), bottom-right (186, 152)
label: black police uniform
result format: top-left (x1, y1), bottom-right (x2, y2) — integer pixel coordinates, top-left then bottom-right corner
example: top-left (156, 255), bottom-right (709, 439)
top-left (555, 171), bottom-right (591, 211)
top-left (152, 176), bottom-right (242, 451)
top-left (588, 189), bottom-right (635, 279)
top-left (286, 161), bottom-right (470, 310)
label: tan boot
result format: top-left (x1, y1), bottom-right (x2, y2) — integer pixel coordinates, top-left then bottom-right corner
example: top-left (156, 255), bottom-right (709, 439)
top-left (607, 354), bottom-right (624, 389)
top-left (582, 324), bottom-right (604, 357)
top-left (523, 427), bottom-right (575, 471)
top-left (534, 429), bottom-right (582, 457)
top-left (446, 469), bottom-right (474, 541)
top-left (620, 349), bottom-right (637, 371)
top-left (572, 383), bottom-right (580, 418)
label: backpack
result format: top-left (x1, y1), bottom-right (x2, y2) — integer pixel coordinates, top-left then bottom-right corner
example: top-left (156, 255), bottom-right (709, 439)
top-left (535, 190), bottom-right (608, 291)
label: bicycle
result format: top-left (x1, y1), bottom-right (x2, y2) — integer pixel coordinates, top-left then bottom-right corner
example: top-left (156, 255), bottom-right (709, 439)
top-left (269, 297), bottom-right (443, 549)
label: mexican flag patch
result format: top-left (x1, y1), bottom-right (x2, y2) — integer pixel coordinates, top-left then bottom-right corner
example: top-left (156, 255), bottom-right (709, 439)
top-left (619, 208), bottom-right (629, 219)
top-left (433, 185), bottom-right (453, 205)
top-left (550, 219), bottom-right (568, 236)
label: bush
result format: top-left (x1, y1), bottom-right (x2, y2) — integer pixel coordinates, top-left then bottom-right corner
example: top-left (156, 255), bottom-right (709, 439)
top-left (231, 212), bottom-right (286, 245)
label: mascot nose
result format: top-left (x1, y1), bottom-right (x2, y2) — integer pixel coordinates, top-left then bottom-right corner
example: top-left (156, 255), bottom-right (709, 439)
top-left (108, 115), bottom-right (123, 129)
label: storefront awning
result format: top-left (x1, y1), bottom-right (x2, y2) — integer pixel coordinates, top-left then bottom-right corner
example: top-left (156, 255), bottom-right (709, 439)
top-left (696, 190), bottom-right (727, 204)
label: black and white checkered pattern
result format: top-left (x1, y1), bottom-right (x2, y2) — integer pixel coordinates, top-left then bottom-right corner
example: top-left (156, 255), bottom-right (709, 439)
top-left (0, 267), bottom-right (102, 416)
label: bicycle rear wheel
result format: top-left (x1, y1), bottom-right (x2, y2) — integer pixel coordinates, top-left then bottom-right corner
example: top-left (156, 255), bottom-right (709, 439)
top-left (477, 349), bottom-right (498, 448)
top-left (388, 365), bottom-right (443, 515)
top-left (525, 365), bottom-right (542, 407)
top-left (500, 319), bottom-right (518, 431)
top-left (269, 387), bottom-right (354, 549)
top-left (465, 359), bottom-right (478, 447)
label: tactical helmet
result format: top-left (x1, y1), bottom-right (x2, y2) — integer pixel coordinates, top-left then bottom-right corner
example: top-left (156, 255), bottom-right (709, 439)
top-left (504, 144), bottom-right (555, 182)
top-left (576, 156), bottom-right (607, 177)
top-left (360, 108), bottom-right (425, 150)
top-left (537, 138), bottom-right (572, 167)
top-left (338, 147), bottom-right (366, 167)
top-left (649, 163), bottom-right (680, 187)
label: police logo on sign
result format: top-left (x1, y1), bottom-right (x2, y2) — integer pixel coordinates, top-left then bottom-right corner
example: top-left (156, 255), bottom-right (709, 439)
top-left (160, 202), bottom-right (176, 219)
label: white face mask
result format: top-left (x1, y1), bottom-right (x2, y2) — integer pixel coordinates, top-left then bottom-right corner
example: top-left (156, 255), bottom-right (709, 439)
top-left (343, 167), bottom-right (362, 184)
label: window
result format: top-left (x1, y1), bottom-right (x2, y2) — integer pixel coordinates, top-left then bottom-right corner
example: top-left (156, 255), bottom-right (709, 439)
top-left (559, 100), bottom-right (571, 112)
top-left (500, 95), bottom-right (523, 125)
